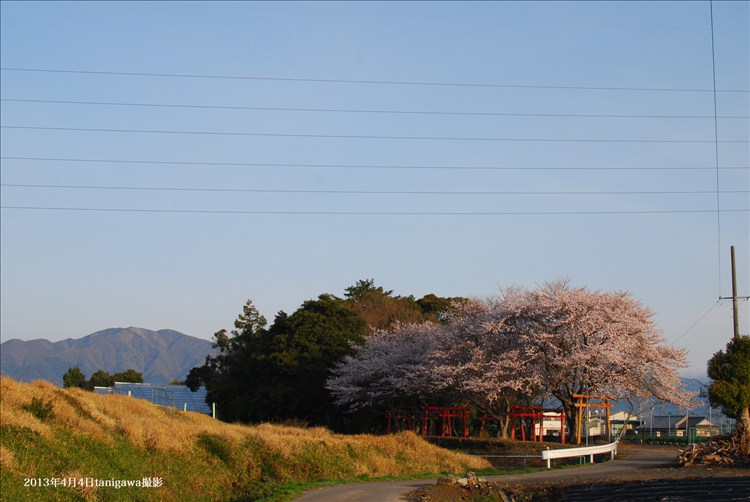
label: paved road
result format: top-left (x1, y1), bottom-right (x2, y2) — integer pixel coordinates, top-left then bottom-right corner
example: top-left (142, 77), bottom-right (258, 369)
top-left (294, 445), bottom-right (680, 502)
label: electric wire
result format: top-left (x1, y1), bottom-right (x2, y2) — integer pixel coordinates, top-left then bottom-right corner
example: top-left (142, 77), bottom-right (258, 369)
top-left (3, 98), bottom-right (748, 120)
top-left (3, 125), bottom-right (746, 143)
top-left (3, 156), bottom-right (747, 171)
top-left (2, 183), bottom-right (748, 197)
top-left (670, 301), bottom-right (721, 346)
top-left (1, 206), bottom-right (748, 216)
top-left (2, 67), bottom-right (748, 93)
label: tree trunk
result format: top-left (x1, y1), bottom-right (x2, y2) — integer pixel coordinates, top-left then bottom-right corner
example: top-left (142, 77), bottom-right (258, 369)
top-left (738, 405), bottom-right (750, 455)
top-left (498, 415), bottom-right (510, 439)
top-left (560, 401), bottom-right (578, 444)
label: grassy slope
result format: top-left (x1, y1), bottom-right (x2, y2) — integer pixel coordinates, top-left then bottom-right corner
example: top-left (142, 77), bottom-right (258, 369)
top-left (0, 378), bottom-right (488, 501)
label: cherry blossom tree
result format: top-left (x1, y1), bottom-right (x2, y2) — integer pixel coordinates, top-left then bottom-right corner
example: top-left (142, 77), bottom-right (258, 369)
top-left (328, 280), bottom-right (690, 440)
top-left (430, 299), bottom-right (540, 438)
top-left (326, 322), bottom-right (446, 413)
top-left (328, 299), bottom-right (542, 437)
top-left (500, 280), bottom-right (691, 439)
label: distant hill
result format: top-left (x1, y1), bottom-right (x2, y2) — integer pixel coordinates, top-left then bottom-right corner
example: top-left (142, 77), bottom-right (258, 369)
top-left (0, 327), bottom-right (214, 386)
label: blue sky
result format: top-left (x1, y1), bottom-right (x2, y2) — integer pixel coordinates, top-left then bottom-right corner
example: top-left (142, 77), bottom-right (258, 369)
top-left (1, 1), bottom-right (747, 377)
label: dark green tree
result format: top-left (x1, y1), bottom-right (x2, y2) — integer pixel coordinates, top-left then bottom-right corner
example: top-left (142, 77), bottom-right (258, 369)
top-left (186, 360), bottom-right (215, 390)
top-left (188, 300), bottom-right (269, 421)
top-left (112, 369), bottom-right (143, 383)
top-left (190, 296), bottom-right (366, 425)
top-left (257, 295), bottom-right (367, 424)
top-left (87, 369), bottom-right (114, 390)
top-left (344, 279), bottom-right (393, 300)
top-left (62, 366), bottom-right (87, 389)
top-left (707, 335), bottom-right (750, 454)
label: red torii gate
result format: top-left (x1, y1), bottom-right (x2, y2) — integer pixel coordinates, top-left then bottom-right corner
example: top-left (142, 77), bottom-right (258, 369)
top-left (510, 405), bottom-right (544, 442)
top-left (419, 406), bottom-right (470, 437)
top-left (508, 406), bottom-right (567, 443)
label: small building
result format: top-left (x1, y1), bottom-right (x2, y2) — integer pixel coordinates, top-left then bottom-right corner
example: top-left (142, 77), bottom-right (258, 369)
top-left (587, 417), bottom-right (605, 437)
top-left (675, 416), bottom-right (720, 438)
top-left (638, 415), bottom-right (718, 438)
top-left (610, 411), bottom-right (641, 437)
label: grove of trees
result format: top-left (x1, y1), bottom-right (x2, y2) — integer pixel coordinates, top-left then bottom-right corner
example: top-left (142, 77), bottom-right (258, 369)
top-left (187, 280), bottom-right (461, 428)
top-left (328, 280), bottom-right (691, 439)
top-left (62, 366), bottom-right (143, 390)
top-left (186, 279), bottom-right (693, 440)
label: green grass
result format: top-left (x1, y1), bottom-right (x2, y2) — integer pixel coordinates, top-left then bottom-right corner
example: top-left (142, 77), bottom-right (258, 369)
top-left (1, 425), bottom-right (243, 501)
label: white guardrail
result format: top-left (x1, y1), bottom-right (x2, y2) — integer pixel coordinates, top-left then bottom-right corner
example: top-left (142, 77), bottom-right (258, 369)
top-left (541, 440), bottom-right (619, 469)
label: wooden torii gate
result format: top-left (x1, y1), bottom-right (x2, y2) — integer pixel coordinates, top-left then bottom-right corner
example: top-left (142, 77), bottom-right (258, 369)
top-left (573, 394), bottom-right (614, 445)
top-left (420, 406), bottom-right (470, 437)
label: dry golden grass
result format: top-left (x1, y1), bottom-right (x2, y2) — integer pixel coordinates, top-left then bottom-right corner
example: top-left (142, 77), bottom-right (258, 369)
top-left (241, 424), bottom-right (487, 478)
top-left (0, 377), bottom-right (487, 467)
top-left (1, 376), bottom-right (488, 500)
top-left (0, 378), bottom-right (56, 439)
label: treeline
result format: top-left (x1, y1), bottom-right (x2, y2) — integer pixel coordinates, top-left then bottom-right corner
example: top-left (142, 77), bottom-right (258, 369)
top-left (187, 279), bottom-right (697, 439)
top-left (186, 279), bottom-right (464, 430)
top-left (62, 366), bottom-right (143, 390)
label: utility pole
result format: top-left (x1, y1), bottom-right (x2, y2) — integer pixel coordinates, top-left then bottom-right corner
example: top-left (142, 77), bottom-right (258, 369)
top-left (731, 246), bottom-right (740, 340)
top-left (719, 246), bottom-right (748, 340)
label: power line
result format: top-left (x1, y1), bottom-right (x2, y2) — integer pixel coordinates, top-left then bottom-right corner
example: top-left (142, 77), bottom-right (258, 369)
top-left (3, 125), bottom-right (747, 143)
top-left (2, 67), bottom-right (748, 93)
top-left (670, 301), bottom-right (720, 346)
top-left (1, 206), bottom-right (748, 216)
top-left (3, 98), bottom-right (748, 120)
top-left (3, 183), bottom-right (748, 197)
top-left (3, 156), bottom-right (748, 171)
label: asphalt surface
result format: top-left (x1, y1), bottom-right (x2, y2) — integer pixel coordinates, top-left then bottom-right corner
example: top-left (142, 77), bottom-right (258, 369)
top-left (293, 445), bottom-right (681, 502)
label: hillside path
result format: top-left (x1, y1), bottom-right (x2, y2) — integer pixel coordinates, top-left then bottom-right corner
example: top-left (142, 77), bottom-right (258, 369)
top-left (294, 445), bottom-right (679, 502)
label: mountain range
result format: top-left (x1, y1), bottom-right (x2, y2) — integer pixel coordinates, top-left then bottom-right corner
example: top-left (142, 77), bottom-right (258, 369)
top-left (0, 327), bottom-right (214, 386)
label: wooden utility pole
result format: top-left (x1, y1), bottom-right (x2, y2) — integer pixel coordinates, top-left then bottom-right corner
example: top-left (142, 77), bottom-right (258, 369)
top-left (731, 245), bottom-right (740, 340)
top-left (721, 245), bottom-right (749, 339)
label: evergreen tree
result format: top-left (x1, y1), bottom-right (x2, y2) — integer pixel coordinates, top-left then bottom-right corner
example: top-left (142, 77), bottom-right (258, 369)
top-left (62, 366), bottom-right (87, 389)
top-left (112, 369), bottom-right (143, 383)
top-left (87, 369), bottom-right (114, 389)
top-left (190, 296), bottom-right (366, 425)
top-left (707, 335), bottom-right (750, 454)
